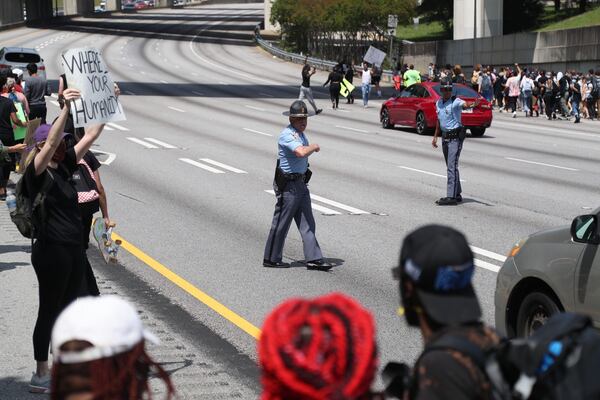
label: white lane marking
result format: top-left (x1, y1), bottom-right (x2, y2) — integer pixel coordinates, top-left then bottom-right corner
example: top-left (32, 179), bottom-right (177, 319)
top-left (243, 128), bottom-right (272, 137)
top-left (127, 137), bottom-right (159, 149)
top-left (191, 72), bottom-right (199, 76)
top-left (309, 194), bottom-right (369, 215)
top-left (336, 109), bottom-right (350, 113)
top-left (470, 246), bottom-right (507, 263)
top-left (219, 81), bottom-right (228, 85)
top-left (179, 158), bottom-right (225, 174)
top-left (104, 125), bottom-right (115, 131)
top-left (168, 106), bottom-right (185, 113)
top-left (260, 92), bottom-right (274, 98)
top-left (128, 63), bottom-right (134, 67)
top-left (475, 258), bottom-right (501, 273)
top-left (50, 100), bottom-right (60, 107)
top-left (144, 138), bottom-right (177, 149)
top-left (107, 122), bottom-right (129, 131)
top-left (265, 190), bottom-right (341, 215)
top-left (92, 150), bottom-right (117, 166)
top-left (192, 91), bottom-right (205, 96)
top-left (125, 90), bottom-right (135, 95)
top-left (335, 125), bottom-right (368, 133)
top-left (200, 158), bottom-right (247, 174)
top-left (160, 80), bottom-right (169, 84)
top-left (140, 71), bottom-right (146, 75)
top-left (245, 105), bottom-right (265, 112)
top-left (398, 166), bottom-right (466, 182)
top-left (505, 157), bottom-right (579, 171)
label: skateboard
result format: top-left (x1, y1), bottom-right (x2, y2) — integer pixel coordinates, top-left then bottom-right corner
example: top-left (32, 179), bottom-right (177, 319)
top-left (92, 218), bottom-right (122, 263)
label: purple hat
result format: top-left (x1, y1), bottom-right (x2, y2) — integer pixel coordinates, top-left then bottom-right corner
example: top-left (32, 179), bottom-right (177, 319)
top-left (33, 124), bottom-right (67, 144)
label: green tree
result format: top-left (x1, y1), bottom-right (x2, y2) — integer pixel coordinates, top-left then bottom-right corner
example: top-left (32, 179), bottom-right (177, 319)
top-left (416, 0), bottom-right (453, 35)
top-left (503, 0), bottom-right (545, 33)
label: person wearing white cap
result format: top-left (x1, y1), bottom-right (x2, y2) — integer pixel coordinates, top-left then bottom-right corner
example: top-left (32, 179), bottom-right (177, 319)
top-left (47, 295), bottom-right (175, 398)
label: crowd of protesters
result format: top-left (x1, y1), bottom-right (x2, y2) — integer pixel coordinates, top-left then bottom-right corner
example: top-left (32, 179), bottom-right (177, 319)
top-left (395, 61), bottom-right (600, 124)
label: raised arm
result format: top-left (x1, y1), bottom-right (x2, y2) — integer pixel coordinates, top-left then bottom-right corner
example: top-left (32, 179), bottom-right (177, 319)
top-left (33, 89), bottom-right (80, 174)
top-left (74, 124), bottom-right (105, 163)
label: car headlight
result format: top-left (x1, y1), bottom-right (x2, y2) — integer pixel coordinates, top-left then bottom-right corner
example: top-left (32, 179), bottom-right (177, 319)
top-left (508, 237), bottom-right (528, 258)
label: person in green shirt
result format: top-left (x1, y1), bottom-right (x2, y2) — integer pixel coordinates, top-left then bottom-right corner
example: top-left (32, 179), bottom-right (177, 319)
top-left (403, 64), bottom-right (422, 88)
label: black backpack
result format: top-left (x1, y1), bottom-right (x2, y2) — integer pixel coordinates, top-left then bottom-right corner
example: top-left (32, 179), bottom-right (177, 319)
top-left (424, 313), bottom-right (600, 400)
top-left (10, 171), bottom-right (54, 239)
top-left (592, 76), bottom-right (600, 97)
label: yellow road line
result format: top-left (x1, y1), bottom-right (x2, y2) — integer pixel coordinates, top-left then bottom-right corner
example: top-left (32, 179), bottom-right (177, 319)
top-left (112, 232), bottom-right (261, 339)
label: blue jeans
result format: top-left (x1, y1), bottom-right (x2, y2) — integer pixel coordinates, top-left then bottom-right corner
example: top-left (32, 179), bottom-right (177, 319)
top-left (522, 90), bottom-right (532, 113)
top-left (572, 99), bottom-right (580, 117)
top-left (362, 83), bottom-right (370, 106)
top-left (482, 88), bottom-right (493, 102)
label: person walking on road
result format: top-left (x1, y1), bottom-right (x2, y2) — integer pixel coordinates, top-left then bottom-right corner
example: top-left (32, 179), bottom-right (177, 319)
top-left (431, 77), bottom-right (479, 206)
top-left (372, 64), bottom-right (382, 98)
top-left (345, 62), bottom-right (356, 104)
top-left (24, 63), bottom-right (50, 124)
top-left (506, 70), bottom-right (520, 118)
top-left (263, 100), bottom-right (329, 271)
top-left (23, 89), bottom-right (107, 393)
top-left (361, 63), bottom-right (372, 108)
top-left (298, 60), bottom-right (322, 116)
top-left (520, 72), bottom-right (534, 117)
top-left (323, 66), bottom-right (343, 109)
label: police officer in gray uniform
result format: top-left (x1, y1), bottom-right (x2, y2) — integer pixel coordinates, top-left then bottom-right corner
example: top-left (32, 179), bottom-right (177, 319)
top-left (432, 77), bottom-right (480, 206)
top-left (263, 100), bottom-right (330, 271)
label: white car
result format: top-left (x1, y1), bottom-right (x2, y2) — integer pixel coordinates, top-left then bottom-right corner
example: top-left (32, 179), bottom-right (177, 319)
top-left (0, 47), bottom-right (46, 80)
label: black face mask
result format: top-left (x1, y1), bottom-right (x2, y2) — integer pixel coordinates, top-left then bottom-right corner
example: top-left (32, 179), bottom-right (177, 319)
top-left (400, 278), bottom-right (421, 327)
top-left (52, 141), bottom-right (66, 163)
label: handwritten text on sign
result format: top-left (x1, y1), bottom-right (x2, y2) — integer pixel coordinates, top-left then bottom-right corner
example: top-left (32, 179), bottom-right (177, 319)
top-left (61, 48), bottom-right (126, 128)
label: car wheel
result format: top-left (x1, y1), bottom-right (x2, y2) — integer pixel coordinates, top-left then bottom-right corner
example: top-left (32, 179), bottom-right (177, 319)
top-left (381, 108), bottom-right (393, 129)
top-left (470, 128), bottom-right (486, 137)
top-left (516, 291), bottom-right (560, 337)
top-left (415, 111), bottom-right (429, 135)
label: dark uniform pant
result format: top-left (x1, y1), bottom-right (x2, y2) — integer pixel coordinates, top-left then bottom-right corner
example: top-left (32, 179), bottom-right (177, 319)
top-left (264, 179), bottom-right (323, 263)
top-left (442, 137), bottom-right (463, 198)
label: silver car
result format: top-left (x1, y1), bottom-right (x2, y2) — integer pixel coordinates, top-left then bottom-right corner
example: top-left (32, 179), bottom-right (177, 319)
top-left (495, 210), bottom-right (600, 337)
top-left (0, 47), bottom-right (46, 80)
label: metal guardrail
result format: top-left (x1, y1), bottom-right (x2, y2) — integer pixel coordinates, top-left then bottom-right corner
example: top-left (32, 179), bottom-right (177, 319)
top-left (255, 32), bottom-right (395, 81)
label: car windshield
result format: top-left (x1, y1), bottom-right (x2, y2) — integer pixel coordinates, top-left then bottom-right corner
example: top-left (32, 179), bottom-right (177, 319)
top-left (5, 52), bottom-right (40, 63)
top-left (432, 84), bottom-right (479, 98)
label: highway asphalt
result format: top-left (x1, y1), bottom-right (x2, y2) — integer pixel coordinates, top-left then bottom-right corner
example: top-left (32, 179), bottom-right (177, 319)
top-left (2, 2), bottom-right (599, 388)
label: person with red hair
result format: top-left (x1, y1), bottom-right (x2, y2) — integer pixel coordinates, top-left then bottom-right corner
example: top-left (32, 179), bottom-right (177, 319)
top-left (258, 292), bottom-right (382, 400)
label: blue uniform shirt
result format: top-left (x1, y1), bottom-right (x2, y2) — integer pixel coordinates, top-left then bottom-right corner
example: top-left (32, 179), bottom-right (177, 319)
top-left (278, 125), bottom-right (309, 173)
top-left (436, 97), bottom-right (465, 132)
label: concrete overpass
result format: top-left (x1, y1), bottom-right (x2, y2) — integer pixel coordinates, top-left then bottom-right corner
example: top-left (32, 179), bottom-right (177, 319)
top-left (0, 0), bottom-right (177, 26)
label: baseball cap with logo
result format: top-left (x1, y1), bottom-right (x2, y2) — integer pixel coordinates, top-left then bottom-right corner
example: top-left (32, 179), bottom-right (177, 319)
top-left (51, 296), bottom-right (158, 364)
top-left (395, 225), bottom-right (481, 325)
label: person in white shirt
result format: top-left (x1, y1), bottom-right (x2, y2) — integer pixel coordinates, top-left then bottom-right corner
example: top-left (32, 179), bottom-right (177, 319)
top-left (360, 63), bottom-right (372, 108)
top-left (520, 73), bottom-right (534, 117)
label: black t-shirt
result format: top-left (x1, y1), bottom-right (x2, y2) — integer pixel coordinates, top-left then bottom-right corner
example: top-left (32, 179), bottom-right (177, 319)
top-left (559, 76), bottom-right (571, 94)
top-left (411, 324), bottom-right (500, 400)
top-left (0, 96), bottom-right (17, 145)
top-left (25, 148), bottom-right (82, 245)
top-left (302, 66), bottom-right (312, 88)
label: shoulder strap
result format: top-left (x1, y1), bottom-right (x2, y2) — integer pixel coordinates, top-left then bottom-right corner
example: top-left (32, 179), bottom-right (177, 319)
top-left (423, 334), bottom-right (487, 370)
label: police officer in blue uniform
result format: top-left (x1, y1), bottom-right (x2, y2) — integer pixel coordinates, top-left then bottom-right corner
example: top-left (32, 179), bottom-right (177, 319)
top-left (263, 100), bottom-right (330, 271)
top-left (432, 77), bottom-right (480, 206)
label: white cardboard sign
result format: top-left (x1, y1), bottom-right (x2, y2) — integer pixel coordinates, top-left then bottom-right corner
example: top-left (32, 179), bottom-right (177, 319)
top-left (61, 47), bottom-right (126, 128)
top-left (363, 46), bottom-right (386, 67)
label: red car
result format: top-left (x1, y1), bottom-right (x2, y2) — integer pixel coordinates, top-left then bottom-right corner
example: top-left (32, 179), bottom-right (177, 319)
top-left (134, 0), bottom-right (148, 9)
top-left (380, 82), bottom-right (493, 137)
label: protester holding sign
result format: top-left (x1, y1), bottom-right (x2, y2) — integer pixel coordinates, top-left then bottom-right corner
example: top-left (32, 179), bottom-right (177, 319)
top-left (23, 88), bottom-right (108, 394)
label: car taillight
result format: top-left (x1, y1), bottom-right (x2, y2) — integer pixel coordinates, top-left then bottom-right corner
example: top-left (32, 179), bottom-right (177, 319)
top-left (38, 66), bottom-right (45, 70)
top-left (480, 104), bottom-right (491, 109)
top-left (0, 64), bottom-right (11, 69)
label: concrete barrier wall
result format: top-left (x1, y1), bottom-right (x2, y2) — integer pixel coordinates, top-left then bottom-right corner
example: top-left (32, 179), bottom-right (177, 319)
top-left (402, 26), bottom-right (600, 73)
top-left (0, 0), bottom-right (25, 27)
